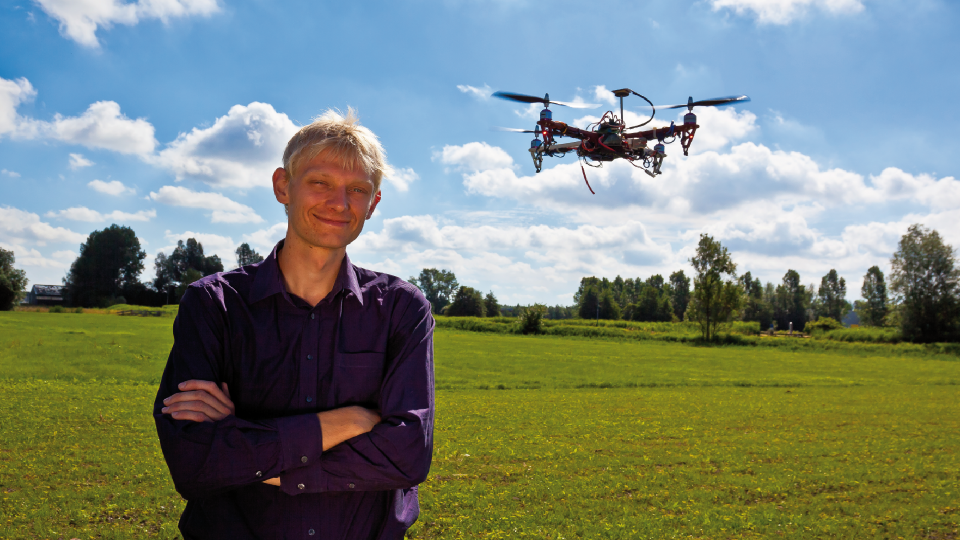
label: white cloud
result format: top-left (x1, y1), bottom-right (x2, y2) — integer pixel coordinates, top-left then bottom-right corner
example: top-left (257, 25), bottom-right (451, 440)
top-left (33, 0), bottom-right (220, 48)
top-left (384, 167), bottom-right (419, 192)
top-left (88, 179), bottom-right (134, 195)
top-left (457, 84), bottom-right (494, 100)
top-left (434, 142), bottom-right (516, 172)
top-left (1, 76), bottom-right (157, 155)
top-left (151, 102), bottom-right (298, 189)
top-left (45, 207), bottom-right (156, 222)
top-left (69, 153), bottom-right (94, 169)
top-left (710, 0), bottom-right (865, 24)
top-left (161, 230), bottom-right (236, 260)
top-left (242, 222), bottom-right (287, 253)
top-left (149, 185), bottom-right (263, 223)
top-left (0, 206), bottom-right (86, 247)
top-left (1, 169), bottom-right (21, 178)
top-left (0, 77), bottom-right (36, 136)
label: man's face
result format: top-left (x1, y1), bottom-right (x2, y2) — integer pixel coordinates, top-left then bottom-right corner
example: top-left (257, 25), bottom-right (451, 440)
top-left (273, 151), bottom-right (381, 251)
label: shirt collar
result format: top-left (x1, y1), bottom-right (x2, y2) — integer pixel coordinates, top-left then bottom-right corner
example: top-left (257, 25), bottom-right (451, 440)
top-left (249, 240), bottom-right (363, 306)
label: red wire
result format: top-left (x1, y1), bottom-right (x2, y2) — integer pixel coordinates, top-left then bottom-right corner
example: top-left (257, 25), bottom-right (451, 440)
top-left (580, 162), bottom-right (596, 195)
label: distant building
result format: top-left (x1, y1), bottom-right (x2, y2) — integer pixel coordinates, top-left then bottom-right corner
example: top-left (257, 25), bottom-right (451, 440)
top-left (26, 284), bottom-right (64, 305)
top-left (842, 310), bottom-right (860, 327)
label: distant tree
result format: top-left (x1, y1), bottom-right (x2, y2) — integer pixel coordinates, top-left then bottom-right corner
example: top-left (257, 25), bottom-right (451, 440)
top-left (517, 304), bottom-right (546, 334)
top-left (0, 248), bottom-right (28, 310)
top-left (598, 288), bottom-right (621, 320)
top-left (890, 224), bottom-right (960, 342)
top-left (628, 286), bottom-right (672, 322)
top-left (611, 276), bottom-right (625, 307)
top-left (546, 305), bottom-right (575, 319)
top-left (576, 277), bottom-right (601, 319)
top-left (669, 270), bottom-right (691, 320)
top-left (816, 269), bottom-right (847, 321)
top-left (687, 234), bottom-right (742, 340)
top-left (153, 238), bottom-right (224, 303)
top-left (774, 270), bottom-right (808, 332)
top-left (408, 268), bottom-right (458, 314)
top-left (63, 224), bottom-right (145, 307)
top-left (857, 266), bottom-right (888, 326)
top-left (738, 271), bottom-right (772, 330)
top-left (235, 243), bottom-right (264, 268)
top-left (483, 291), bottom-right (500, 317)
top-left (646, 274), bottom-right (665, 291)
top-left (446, 286), bottom-right (485, 317)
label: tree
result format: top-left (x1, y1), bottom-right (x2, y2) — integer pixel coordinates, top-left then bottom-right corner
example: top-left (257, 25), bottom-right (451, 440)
top-left (408, 268), bottom-right (458, 314)
top-left (175, 268), bottom-right (204, 302)
top-left (890, 224), bottom-right (960, 342)
top-left (773, 270), bottom-right (808, 332)
top-left (63, 224), bottom-right (146, 307)
top-left (576, 277), bottom-right (601, 319)
top-left (816, 269), bottom-right (847, 321)
top-left (669, 270), bottom-right (691, 320)
top-left (858, 266), bottom-right (888, 326)
top-left (687, 234), bottom-right (742, 340)
top-left (484, 291), bottom-right (500, 317)
top-left (0, 248), bottom-right (28, 310)
top-left (153, 238), bottom-right (224, 303)
top-left (446, 286), bottom-right (485, 317)
top-left (738, 271), bottom-right (772, 329)
top-left (598, 287), bottom-right (621, 320)
top-left (235, 243), bottom-right (264, 268)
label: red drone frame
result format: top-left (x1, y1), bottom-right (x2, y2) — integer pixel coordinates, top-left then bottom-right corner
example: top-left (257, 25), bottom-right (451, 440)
top-left (494, 89), bottom-right (750, 193)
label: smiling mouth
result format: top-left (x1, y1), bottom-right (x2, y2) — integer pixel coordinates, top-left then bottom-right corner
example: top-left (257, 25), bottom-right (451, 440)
top-left (314, 215), bottom-right (351, 226)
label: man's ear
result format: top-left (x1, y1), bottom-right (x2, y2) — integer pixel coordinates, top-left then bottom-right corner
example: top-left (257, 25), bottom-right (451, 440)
top-left (272, 167), bottom-right (290, 205)
top-left (366, 191), bottom-right (382, 220)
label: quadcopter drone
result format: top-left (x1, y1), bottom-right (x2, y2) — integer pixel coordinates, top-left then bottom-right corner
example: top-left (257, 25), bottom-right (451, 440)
top-left (493, 89), bottom-right (750, 193)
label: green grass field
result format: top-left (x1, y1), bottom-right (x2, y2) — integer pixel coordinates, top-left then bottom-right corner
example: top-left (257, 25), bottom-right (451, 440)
top-left (0, 311), bottom-right (958, 538)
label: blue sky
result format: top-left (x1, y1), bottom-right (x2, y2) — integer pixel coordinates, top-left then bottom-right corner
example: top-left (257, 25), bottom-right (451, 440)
top-left (2, 0), bottom-right (959, 305)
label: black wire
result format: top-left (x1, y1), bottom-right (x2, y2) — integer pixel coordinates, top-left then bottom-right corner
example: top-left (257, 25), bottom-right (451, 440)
top-left (626, 91), bottom-right (656, 129)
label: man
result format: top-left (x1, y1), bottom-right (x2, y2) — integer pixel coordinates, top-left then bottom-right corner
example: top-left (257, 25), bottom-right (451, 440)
top-left (154, 109), bottom-right (435, 540)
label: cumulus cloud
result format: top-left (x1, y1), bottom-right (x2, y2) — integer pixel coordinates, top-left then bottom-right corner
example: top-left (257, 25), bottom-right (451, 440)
top-left (161, 230), bottom-right (236, 260)
top-left (0, 206), bottom-right (86, 247)
top-left (1, 169), bottom-right (21, 178)
top-left (151, 102), bottom-right (297, 189)
top-left (434, 142), bottom-right (516, 172)
top-left (149, 185), bottom-right (263, 223)
top-left (45, 207), bottom-right (156, 222)
top-left (384, 167), bottom-right (419, 192)
top-left (33, 0), bottom-right (220, 47)
top-left (69, 153), bottom-right (94, 169)
top-left (457, 84), bottom-right (494, 100)
top-left (1, 76), bottom-right (157, 155)
top-left (710, 0), bottom-right (865, 24)
top-left (88, 179), bottom-right (134, 195)
top-left (242, 222), bottom-right (287, 253)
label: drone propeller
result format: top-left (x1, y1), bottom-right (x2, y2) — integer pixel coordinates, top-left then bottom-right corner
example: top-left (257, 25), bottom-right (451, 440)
top-left (493, 91), bottom-right (598, 109)
top-left (495, 127), bottom-right (538, 133)
top-left (656, 95), bottom-right (751, 111)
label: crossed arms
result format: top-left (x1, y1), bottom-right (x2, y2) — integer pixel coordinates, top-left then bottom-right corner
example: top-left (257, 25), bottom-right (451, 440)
top-left (153, 285), bottom-right (435, 500)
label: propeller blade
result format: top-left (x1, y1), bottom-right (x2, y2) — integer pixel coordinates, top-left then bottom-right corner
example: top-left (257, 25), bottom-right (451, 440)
top-left (494, 127), bottom-right (537, 133)
top-left (656, 95), bottom-right (751, 110)
top-left (492, 91), bottom-right (599, 109)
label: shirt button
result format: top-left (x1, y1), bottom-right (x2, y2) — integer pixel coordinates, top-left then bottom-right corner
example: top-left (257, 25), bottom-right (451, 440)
top-left (307, 354), bottom-right (312, 360)
top-left (298, 483), bottom-right (305, 490)
top-left (348, 483), bottom-right (355, 489)
top-left (255, 471), bottom-right (262, 478)
top-left (306, 396), bottom-right (312, 403)
top-left (308, 529), bottom-right (315, 536)
top-left (310, 314), bottom-right (315, 320)
top-left (301, 456), bottom-right (308, 463)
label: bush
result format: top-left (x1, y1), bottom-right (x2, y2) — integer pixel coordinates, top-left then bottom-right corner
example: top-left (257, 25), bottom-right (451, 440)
top-left (516, 304), bottom-right (546, 335)
top-left (806, 317), bottom-right (845, 333)
top-left (74, 307), bottom-right (84, 314)
top-left (48, 305), bottom-right (65, 313)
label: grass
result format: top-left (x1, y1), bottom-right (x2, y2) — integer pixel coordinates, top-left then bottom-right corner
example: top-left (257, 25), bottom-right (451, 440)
top-left (0, 311), bottom-right (958, 538)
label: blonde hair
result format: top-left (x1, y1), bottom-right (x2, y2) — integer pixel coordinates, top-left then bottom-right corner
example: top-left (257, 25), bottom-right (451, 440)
top-left (282, 107), bottom-right (392, 192)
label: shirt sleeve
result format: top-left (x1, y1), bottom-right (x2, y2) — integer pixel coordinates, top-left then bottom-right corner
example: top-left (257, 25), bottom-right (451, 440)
top-left (153, 285), bottom-right (324, 501)
top-left (284, 285), bottom-right (435, 494)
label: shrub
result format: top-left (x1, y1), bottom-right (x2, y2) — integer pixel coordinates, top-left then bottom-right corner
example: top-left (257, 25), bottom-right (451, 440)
top-left (48, 305), bottom-right (65, 313)
top-left (516, 304), bottom-right (546, 335)
top-left (806, 317), bottom-right (845, 333)
top-left (74, 307), bottom-right (84, 314)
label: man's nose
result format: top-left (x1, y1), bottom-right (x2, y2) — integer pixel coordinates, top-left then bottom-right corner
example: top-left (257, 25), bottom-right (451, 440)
top-left (326, 187), bottom-right (348, 212)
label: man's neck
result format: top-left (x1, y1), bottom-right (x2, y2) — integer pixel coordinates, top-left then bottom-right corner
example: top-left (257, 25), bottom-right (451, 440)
top-left (276, 233), bottom-right (346, 307)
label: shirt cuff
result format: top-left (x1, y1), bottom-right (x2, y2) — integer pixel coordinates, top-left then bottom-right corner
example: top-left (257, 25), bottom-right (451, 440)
top-left (276, 413), bottom-right (323, 495)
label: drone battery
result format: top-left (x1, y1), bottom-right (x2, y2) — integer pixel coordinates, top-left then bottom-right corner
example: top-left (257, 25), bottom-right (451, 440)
top-left (530, 139), bottom-right (542, 149)
top-left (684, 112), bottom-right (697, 125)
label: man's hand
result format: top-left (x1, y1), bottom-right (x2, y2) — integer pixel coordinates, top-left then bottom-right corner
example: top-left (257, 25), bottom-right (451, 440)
top-left (161, 380), bottom-right (235, 422)
top-left (317, 406), bottom-right (381, 451)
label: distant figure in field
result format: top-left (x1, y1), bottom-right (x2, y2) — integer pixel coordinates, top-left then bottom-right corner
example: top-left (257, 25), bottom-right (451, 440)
top-left (153, 109), bottom-right (435, 540)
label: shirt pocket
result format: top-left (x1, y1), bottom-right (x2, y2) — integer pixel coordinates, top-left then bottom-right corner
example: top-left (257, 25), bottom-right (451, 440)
top-left (334, 352), bottom-right (384, 406)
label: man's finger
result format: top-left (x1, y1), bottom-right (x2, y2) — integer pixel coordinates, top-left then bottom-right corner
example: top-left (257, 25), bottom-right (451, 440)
top-left (168, 409), bottom-right (215, 423)
top-left (164, 390), bottom-right (232, 416)
top-left (163, 399), bottom-right (225, 420)
top-left (221, 382), bottom-right (231, 400)
top-left (179, 379), bottom-right (234, 409)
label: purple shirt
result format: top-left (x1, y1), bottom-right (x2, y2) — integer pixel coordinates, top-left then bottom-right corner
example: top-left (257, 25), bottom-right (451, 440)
top-left (153, 242), bottom-right (435, 540)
